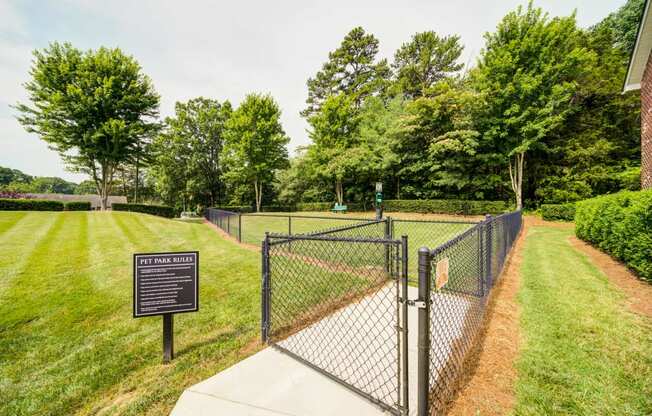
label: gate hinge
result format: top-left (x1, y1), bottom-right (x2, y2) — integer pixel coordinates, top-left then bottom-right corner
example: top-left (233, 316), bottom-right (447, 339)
top-left (400, 297), bottom-right (426, 308)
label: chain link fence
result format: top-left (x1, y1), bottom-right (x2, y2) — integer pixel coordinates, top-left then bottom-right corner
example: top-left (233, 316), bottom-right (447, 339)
top-left (390, 218), bottom-right (478, 282)
top-left (417, 211), bottom-right (522, 415)
top-left (207, 206), bottom-right (521, 415)
top-left (204, 208), bottom-right (240, 240)
top-left (204, 208), bottom-right (375, 245)
top-left (262, 220), bottom-right (410, 415)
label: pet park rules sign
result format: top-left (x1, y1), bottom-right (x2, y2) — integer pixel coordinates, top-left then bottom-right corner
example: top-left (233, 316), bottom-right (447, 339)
top-left (133, 251), bottom-right (199, 362)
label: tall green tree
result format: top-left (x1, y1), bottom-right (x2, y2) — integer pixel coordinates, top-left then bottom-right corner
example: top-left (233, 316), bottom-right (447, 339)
top-left (225, 93), bottom-right (289, 212)
top-left (302, 27), bottom-right (390, 117)
top-left (305, 93), bottom-right (362, 204)
top-left (393, 31), bottom-right (464, 98)
top-left (472, 3), bottom-right (593, 209)
top-left (15, 42), bottom-right (160, 209)
top-left (152, 98), bottom-right (232, 210)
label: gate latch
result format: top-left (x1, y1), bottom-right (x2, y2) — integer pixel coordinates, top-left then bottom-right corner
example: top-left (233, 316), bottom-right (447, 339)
top-left (401, 298), bottom-right (426, 308)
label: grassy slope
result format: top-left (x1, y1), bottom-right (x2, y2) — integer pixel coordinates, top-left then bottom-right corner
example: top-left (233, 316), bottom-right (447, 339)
top-left (0, 211), bottom-right (260, 415)
top-left (515, 226), bottom-right (652, 415)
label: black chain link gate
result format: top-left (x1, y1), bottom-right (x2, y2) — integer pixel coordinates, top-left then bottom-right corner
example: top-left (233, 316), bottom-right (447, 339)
top-left (261, 219), bottom-right (410, 415)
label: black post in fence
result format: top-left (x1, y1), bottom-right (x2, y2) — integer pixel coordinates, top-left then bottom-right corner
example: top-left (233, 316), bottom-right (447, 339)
top-left (417, 247), bottom-right (431, 416)
top-left (261, 233), bottom-right (270, 343)
top-left (238, 213), bottom-right (242, 243)
top-left (401, 235), bottom-right (409, 415)
top-left (384, 218), bottom-right (391, 273)
top-left (485, 215), bottom-right (493, 288)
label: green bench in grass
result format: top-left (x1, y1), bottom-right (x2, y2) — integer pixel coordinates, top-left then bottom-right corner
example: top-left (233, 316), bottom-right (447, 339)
top-left (331, 203), bottom-right (347, 213)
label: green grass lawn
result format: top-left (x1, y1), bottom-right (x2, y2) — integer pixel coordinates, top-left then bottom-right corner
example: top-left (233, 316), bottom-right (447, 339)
top-left (515, 225), bottom-right (652, 415)
top-left (0, 211), bottom-right (261, 415)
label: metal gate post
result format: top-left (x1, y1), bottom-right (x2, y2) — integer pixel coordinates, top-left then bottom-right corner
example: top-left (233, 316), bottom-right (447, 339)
top-left (261, 233), bottom-right (270, 343)
top-left (385, 218), bottom-right (391, 273)
top-left (417, 247), bottom-right (431, 416)
top-left (401, 235), bottom-right (409, 415)
top-left (227, 214), bottom-right (231, 235)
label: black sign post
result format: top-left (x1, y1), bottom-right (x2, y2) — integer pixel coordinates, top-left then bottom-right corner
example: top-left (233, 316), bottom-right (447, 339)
top-left (133, 251), bottom-right (199, 363)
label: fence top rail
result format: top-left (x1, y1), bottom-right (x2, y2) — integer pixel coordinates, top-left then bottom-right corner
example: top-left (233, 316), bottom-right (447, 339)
top-left (206, 208), bottom-right (239, 215)
top-left (242, 213), bottom-right (375, 222)
top-left (426, 210), bottom-right (522, 256)
top-left (265, 219), bottom-right (388, 246)
top-left (391, 218), bottom-right (479, 225)
top-left (266, 232), bottom-right (401, 246)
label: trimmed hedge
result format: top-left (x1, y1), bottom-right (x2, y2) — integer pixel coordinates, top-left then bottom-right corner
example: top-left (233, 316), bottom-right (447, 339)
top-left (112, 203), bottom-right (176, 218)
top-left (575, 190), bottom-right (652, 282)
top-left (0, 198), bottom-right (64, 211)
top-left (212, 205), bottom-right (297, 213)
top-left (295, 202), bottom-right (365, 212)
top-left (383, 199), bottom-right (510, 215)
top-left (64, 201), bottom-right (92, 211)
top-left (541, 203), bottom-right (576, 221)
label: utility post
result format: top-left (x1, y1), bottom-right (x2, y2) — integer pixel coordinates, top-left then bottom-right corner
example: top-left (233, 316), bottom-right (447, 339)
top-left (375, 181), bottom-right (383, 220)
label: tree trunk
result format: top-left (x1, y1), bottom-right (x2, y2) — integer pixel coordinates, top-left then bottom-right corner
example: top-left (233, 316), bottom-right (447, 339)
top-left (508, 152), bottom-right (525, 211)
top-left (335, 180), bottom-right (343, 205)
top-left (396, 176), bottom-right (400, 200)
top-left (134, 153), bottom-right (139, 204)
top-left (254, 179), bottom-right (262, 212)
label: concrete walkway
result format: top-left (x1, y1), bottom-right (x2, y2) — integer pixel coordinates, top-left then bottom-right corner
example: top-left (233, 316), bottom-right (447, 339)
top-left (172, 286), bottom-right (474, 416)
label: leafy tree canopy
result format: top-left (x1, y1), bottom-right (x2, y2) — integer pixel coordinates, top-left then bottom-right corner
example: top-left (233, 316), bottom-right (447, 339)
top-left (15, 42), bottom-right (160, 209)
top-left (302, 27), bottom-right (390, 117)
top-left (393, 31), bottom-right (464, 98)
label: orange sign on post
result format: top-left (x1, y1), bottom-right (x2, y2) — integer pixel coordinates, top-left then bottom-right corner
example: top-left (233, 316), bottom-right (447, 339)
top-left (435, 257), bottom-right (449, 290)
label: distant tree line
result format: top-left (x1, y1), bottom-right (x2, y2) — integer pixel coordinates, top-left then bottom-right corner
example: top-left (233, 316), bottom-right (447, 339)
top-left (14, 0), bottom-right (644, 211)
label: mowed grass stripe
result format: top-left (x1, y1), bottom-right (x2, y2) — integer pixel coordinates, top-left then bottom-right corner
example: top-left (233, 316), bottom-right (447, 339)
top-left (515, 226), bottom-right (652, 415)
top-left (0, 212), bottom-right (60, 301)
top-left (0, 211), bottom-right (27, 237)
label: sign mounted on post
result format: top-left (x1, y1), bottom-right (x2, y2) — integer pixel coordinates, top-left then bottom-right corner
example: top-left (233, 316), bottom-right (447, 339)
top-left (435, 257), bottom-right (449, 290)
top-left (133, 251), bottom-right (199, 363)
top-left (133, 251), bottom-right (199, 317)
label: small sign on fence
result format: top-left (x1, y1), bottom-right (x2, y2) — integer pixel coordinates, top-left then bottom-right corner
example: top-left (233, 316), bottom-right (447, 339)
top-left (435, 257), bottom-right (449, 290)
top-left (133, 251), bottom-right (199, 363)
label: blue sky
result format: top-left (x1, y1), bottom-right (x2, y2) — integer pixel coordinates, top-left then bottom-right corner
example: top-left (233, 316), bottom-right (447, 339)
top-left (1, 0), bottom-right (625, 182)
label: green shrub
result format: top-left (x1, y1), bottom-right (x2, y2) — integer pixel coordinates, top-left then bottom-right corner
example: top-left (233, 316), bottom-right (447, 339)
top-left (0, 198), bottom-right (64, 211)
top-left (383, 199), bottom-right (510, 215)
top-left (64, 201), bottom-right (91, 211)
top-left (112, 203), bottom-right (175, 218)
top-left (575, 190), bottom-right (652, 282)
top-left (541, 203), bottom-right (576, 221)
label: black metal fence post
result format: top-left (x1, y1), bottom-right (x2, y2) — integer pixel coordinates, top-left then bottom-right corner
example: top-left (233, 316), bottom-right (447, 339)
top-left (384, 218), bottom-right (391, 273)
top-left (401, 235), bottom-right (409, 415)
top-left (485, 215), bottom-right (493, 288)
top-left (261, 233), bottom-right (270, 343)
top-left (238, 213), bottom-right (242, 242)
top-left (417, 247), bottom-right (431, 416)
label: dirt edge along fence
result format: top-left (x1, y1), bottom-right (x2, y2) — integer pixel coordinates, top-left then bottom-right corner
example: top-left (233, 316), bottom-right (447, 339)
top-left (415, 210), bottom-right (522, 415)
top-left (262, 219), bottom-right (410, 415)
